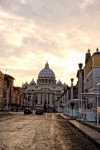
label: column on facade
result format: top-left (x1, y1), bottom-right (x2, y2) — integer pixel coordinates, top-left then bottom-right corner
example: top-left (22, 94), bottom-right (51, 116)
top-left (61, 95), bottom-right (63, 104)
top-left (38, 93), bottom-right (41, 104)
top-left (46, 93), bottom-right (48, 105)
top-left (21, 97), bottom-right (23, 106)
top-left (6, 88), bottom-right (9, 110)
top-left (51, 94), bottom-right (54, 105)
top-left (40, 92), bottom-right (42, 104)
top-left (18, 94), bottom-right (20, 104)
top-left (66, 90), bottom-right (68, 109)
top-left (64, 92), bottom-right (66, 104)
top-left (24, 95), bottom-right (27, 106)
top-left (26, 95), bottom-right (28, 106)
top-left (33, 93), bottom-right (36, 105)
top-left (50, 93), bottom-right (52, 105)
top-left (52, 94), bottom-right (54, 106)
top-left (37, 93), bottom-right (39, 104)
top-left (62, 95), bottom-right (64, 105)
top-left (39, 93), bottom-right (41, 104)
top-left (65, 90), bottom-right (68, 103)
top-left (42, 93), bottom-right (44, 105)
top-left (23, 96), bottom-right (24, 106)
top-left (32, 94), bottom-right (35, 106)
top-left (29, 95), bottom-right (32, 106)
top-left (13, 92), bottom-right (15, 103)
top-left (41, 93), bottom-right (42, 104)
top-left (53, 93), bottom-right (56, 106)
top-left (67, 90), bottom-right (68, 101)
top-left (48, 93), bottom-right (49, 105)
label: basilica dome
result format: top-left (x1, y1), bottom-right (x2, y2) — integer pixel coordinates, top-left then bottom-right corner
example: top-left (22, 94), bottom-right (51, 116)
top-left (38, 62), bottom-right (55, 79)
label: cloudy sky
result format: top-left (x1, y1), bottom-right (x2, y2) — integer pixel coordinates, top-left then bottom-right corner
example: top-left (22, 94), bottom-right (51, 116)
top-left (0, 0), bottom-right (100, 86)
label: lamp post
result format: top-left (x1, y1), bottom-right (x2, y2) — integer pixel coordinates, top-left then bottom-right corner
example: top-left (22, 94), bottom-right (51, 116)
top-left (70, 102), bottom-right (74, 117)
top-left (71, 78), bottom-right (74, 100)
top-left (78, 63), bottom-right (83, 100)
top-left (81, 93), bottom-right (82, 120)
top-left (97, 83), bottom-right (100, 127)
top-left (78, 63), bottom-right (83, 119)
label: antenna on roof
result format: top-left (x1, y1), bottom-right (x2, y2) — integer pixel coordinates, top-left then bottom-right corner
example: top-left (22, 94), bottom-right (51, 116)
top-left (88, 44), bottom-right (89, 49)
top-left (5, 69), bottom-right (7, 74)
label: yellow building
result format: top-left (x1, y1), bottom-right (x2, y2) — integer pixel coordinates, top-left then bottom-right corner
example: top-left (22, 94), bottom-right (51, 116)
top-left (84, 48), bottom-right (100, 76)
top-left (84, 48), bottom-right (100, 108)
top-left (0, 71), bottom-right (4, 109)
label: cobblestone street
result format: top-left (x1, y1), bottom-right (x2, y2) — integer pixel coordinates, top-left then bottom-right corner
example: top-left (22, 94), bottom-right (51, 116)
top-left (0, 113), bottom-right (99, 150)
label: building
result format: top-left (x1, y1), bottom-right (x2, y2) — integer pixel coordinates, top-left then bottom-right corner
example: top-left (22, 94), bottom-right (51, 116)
top-left (84, 48), bottom-right (100, 109)
top-left (0, 71), bottom-right (4, 109)
top-left (3, 74), bottom-right (15, 109)
top-left (22, 62), bottom-right (65, 108)
top-left (12, 87), bottom-right (24, 108)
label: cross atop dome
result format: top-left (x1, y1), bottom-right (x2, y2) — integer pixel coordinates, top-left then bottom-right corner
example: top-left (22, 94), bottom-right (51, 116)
top-left (45, 61), bottom-right (49, 68)
top-left (96, 47), bottom-right (99, 52)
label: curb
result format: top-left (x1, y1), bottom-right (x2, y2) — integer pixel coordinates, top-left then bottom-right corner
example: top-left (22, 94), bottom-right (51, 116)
top-left (68, 120), bottom-right (100, 147)
top-left (77, 120), bottom-right (100, 133)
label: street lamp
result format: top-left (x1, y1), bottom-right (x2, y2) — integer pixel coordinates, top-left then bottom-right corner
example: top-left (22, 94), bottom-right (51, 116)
top-left (70, 102), bottom-right (74, 117)
top-left (97, 83), bottom-right (100, 127)
top-left (71, 78), bottom-right (74, 100)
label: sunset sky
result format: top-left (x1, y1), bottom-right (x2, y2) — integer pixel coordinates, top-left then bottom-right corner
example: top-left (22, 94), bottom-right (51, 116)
top-left (0, 0), bottom-right (100, 87)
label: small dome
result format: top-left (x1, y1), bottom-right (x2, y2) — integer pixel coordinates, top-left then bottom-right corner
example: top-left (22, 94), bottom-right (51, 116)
top-left (30, 79), bottom-right (36, 85)
top-left (22, 82), bottom-right (29, 88)
top-left (25, 82), bottom-right (29, 85)
top-left (38, 62), bottom-right (55, 78)
top-left (57, 79), bottom-right (62, 86)
top-left (63, 82), bottom-right (67, 87)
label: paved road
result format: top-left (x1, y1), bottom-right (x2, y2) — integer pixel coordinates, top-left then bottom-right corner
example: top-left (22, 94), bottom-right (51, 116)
top-left (0, 113), bottom-right (99, 150)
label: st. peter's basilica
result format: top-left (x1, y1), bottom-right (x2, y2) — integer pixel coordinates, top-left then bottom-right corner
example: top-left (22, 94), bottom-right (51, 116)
top-left (22, 62), bottom-right (66, 108)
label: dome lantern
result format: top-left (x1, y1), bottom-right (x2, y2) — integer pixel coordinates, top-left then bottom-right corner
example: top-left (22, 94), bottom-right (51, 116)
top-left (45, 61), bottom-right (49, 69)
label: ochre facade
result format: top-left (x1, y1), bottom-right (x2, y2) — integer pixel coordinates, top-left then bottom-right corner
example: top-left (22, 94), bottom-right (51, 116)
top-left (0, 71), bottom-right (4, 109)
top-left (84, 54), bottom-right (100, 76)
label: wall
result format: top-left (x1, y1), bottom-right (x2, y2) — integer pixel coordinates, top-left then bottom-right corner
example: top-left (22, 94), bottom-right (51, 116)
top-left (0, 71), bottom-right (4, 109)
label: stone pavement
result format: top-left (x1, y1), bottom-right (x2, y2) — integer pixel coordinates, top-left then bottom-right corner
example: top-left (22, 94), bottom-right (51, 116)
top-left (0, 111), bottom-right (23, 116)
top-left (0, 111), bottom-right (10, 115)
top-left (60, 113), bottom-right (100, 147)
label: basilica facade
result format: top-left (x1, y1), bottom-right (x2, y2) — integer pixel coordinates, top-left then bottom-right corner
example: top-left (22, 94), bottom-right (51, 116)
top-left (22, 62), bottom-right (66, 108)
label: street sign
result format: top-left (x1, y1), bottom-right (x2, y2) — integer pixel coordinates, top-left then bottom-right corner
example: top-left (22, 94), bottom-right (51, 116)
top-left (79, 109), bottom-right (82, 113)
top-left (97, 107), bottom-right (100, 113)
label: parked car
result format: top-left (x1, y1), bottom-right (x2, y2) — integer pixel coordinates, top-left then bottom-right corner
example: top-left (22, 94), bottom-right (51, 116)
top-left (24, 108), bottom-right (33, 114)
top-left (46, 106), bottom-right (56, 113)
top-left (34, 104), bottom-right (44, 115)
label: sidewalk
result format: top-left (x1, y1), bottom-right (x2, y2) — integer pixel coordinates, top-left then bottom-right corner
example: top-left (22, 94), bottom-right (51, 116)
top-left (60, 113), bottom-right (100, 146)
top-left (0, 111), bottom-right (19, 116)
top-left (0, 111), bottom-right (10, 115)
top-left (77, 119), bottom-right (100, 132)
